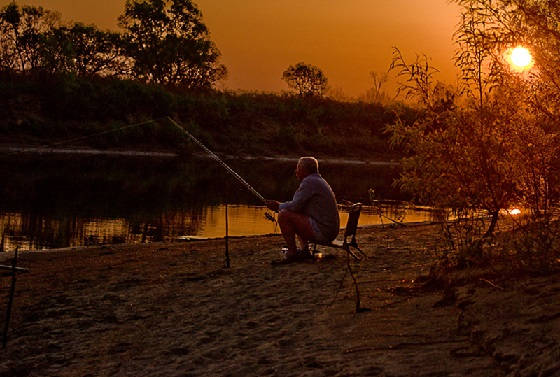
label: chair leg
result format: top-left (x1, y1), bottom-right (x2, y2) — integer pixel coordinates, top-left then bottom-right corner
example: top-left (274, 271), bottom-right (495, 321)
top-left (346, 247), bottom-right (361, 261)
top-left (353, 245), bottom-right (367, 259)
top-left (345, 246), bottom-right (362, 313)
top-left (3, 250), bottom-right (18, 349)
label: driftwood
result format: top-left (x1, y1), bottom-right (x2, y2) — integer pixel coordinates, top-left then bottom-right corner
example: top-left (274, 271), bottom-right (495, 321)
top-left (0, 265), bottom-right (28, 273)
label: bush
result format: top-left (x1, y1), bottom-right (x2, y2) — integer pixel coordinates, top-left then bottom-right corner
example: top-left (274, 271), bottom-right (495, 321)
top-left (0, 71), bottom-right (411, 157)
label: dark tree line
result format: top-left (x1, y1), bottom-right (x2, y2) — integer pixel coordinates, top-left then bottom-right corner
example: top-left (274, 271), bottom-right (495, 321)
top-left (0, 0), bottom-right (226, 89)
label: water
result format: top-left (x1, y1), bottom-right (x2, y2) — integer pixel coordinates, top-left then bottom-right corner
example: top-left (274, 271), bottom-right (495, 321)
top-left (0, 153), bottom-right (437, 252)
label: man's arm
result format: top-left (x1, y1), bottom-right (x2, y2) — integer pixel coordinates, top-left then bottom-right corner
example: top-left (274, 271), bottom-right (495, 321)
top-left (265, 200), bottom-right (280, 212)
top-left (278, 179), bottom-right (313, 212)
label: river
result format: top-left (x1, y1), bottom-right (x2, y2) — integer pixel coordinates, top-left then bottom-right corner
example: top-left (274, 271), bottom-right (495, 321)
top-left (0, 153), bottom-right (437, 252)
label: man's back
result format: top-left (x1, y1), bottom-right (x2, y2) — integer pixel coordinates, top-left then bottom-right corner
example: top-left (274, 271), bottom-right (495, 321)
top-left (280, 173), bottom-right (340, 242)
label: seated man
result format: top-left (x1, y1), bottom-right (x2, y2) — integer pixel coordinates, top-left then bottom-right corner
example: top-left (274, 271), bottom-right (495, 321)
top-left (266, 157), bottom-right (340, 262)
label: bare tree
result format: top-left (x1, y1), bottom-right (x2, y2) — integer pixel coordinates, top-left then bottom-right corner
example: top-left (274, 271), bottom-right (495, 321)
top-left (361, 71), bottom-right (391, 104)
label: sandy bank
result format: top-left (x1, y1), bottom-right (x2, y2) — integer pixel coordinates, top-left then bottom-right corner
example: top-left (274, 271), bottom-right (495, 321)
top-left (1, 224), bottom-right (559, 376)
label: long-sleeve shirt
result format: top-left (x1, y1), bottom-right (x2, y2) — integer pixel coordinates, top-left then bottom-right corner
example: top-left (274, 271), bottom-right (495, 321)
top-left (279, 173), bottom-right (340, 242)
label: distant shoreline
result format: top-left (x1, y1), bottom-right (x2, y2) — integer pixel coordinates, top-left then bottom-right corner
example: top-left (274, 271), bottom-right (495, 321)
top-left (0, 144), bottom-right (400, 166)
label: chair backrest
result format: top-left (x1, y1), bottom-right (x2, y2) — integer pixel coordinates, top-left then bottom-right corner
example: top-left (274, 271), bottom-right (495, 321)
top-left (343, 203), bottom-right (361, 241)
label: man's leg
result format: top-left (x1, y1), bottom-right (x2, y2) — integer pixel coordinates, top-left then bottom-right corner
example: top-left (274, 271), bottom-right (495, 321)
top-left (278, 209), bottom-right (316, 257)
top-left (297, 235), bottom-right (309, 252)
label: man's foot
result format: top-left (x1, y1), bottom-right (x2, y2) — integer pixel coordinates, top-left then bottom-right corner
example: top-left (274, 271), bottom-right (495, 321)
top-left (271, 252), bottom-right (297, 265)
top-left (271, 248), bottom-right (314, 266)
top-left (271, 248), bottom-right (302, 265)
top-left (296, 248), bottom-right (313, 260)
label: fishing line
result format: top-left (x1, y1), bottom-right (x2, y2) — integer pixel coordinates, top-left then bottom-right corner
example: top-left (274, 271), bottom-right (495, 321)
top-left (3, 118), bottom-right (166, 157)
top-left (166, 117), bottom-right (277, 225)
top-left (6, 116), bottom-right (277, 224)
top-left (45, 118), bottom-right (163, 148)
top-left (166, 117), bottom-right (267, 203)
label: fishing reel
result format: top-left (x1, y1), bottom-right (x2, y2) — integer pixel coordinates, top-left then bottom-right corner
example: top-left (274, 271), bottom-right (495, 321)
top-left (264, 211), bottom-right (276, 223)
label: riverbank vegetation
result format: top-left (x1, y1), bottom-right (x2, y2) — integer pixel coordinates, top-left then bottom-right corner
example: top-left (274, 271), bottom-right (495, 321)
top-left (0, 1), bottom-right (412, 160)
top-left (388, 0), bottom-right (560, 276)
top-left (0, 71), bottom-right (410, 159)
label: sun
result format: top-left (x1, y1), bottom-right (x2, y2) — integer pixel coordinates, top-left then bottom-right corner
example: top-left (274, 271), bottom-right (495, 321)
top-left (509, 46), bottom-right (533, 70)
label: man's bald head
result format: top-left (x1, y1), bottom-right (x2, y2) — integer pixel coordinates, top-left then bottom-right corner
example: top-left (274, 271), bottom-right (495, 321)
top-left (296, 157), bottom-right (319, 180)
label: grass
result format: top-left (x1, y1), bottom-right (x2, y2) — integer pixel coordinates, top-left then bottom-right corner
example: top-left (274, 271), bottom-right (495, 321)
top-left (0, 71), bottom-right (416, 159)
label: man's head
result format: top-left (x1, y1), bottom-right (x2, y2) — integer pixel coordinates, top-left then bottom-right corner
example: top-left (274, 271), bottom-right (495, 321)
top-left (296, 157), bottom-right (319, 180)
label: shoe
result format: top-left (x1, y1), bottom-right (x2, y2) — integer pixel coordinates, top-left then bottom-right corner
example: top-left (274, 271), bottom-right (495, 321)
top-left (271, 248), bottom-right (299, 266)
top-left (271, 254), bottom-right (298, 266)
top-left (296, 249), bottom-right (313, 260)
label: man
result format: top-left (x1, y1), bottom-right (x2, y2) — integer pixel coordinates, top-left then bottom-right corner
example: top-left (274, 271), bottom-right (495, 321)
top-left (266, 157), bottom-right (340, 262)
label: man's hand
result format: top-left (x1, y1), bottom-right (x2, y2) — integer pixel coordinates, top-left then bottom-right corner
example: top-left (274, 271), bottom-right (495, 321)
top-left (265, 199), bottom-right (280, 212)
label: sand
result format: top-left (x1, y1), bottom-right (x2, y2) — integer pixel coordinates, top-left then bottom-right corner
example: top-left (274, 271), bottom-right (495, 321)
top-left (1, 224), bottom-right (559, 376)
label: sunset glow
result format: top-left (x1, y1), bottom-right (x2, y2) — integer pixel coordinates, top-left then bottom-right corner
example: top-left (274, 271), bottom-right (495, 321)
top-left (0, 0), bottom-right (460, 96)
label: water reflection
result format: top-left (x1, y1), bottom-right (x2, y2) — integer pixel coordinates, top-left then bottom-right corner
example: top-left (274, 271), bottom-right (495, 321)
top-left (0, 204), bottom-right (442, 252)
top-left (0, 154), bottom-right (434, 252)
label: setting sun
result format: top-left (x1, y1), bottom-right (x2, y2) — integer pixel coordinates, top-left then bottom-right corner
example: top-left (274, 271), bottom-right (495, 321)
top-left (508, 208), bottom-right (521, 215)
top-left (509, 46), bottom-right (533, 70)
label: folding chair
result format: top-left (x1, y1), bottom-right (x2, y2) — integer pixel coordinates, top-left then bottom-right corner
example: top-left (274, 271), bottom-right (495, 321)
top-left (311, 203), bottom-right (365, 260)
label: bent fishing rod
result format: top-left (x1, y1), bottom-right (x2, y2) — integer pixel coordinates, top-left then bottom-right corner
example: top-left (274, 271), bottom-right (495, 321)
top-left (166, 117), bottom-right (267, 204)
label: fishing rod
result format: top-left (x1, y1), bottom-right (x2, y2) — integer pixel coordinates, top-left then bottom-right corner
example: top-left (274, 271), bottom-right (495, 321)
top-left (166, 117), bottom-right (267, 204)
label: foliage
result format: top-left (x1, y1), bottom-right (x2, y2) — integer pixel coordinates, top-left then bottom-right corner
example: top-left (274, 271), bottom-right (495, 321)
top-left (41, 23), bottom-right (130, 77)
top-left (389, 1), bottom-right (560, 264)
top-left (0, 2), bottom-right (129, 78)
top-left (506, 214), bottom-right (560, 273)
top-left (118, 0), bottom-right (226, 89)
top-left (0, 2), bottom-right (60, 71)
top-left (282, 62), bottom-right (328, 97)
top-left (453, 0), bottom-right (560, 230)
top-left (389, 48), bottom-right (444, 110)
top-left (0, 71), bottom-right (409, 159)
top-left (0, 1), bottom-right (225, 88)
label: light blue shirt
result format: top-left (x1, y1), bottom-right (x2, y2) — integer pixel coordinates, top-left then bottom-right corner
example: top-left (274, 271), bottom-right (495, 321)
top-left (279, 173), bottom-right (340, 242)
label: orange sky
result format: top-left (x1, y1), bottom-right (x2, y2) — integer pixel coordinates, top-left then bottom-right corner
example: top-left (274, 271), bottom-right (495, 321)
top-left (1, 0), bottom-right (461, 97)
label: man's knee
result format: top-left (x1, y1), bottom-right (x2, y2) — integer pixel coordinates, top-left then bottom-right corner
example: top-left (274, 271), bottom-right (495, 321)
top-left (278, 209), bottom-right (291, 225)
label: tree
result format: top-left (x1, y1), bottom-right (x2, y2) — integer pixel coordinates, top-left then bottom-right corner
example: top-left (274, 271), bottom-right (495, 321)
top-left (0, 2), bottom-right (60, 72)
top-left (0, 3), bottom-right (129, 77)
top-left (282, 62), bottom-right (328, 97)
top-left (451, 0), bottom-right (560, 217)
top-left (361, 71), bottom-right (391, 104)
top-left (453, 0), bottom-right (560, 124)
top-left (118, 0), bottom-right (226, 89)
top-left (41, 23), bottom-right (130, 77)
top-left (388, 1), bottom-right (560, 264)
